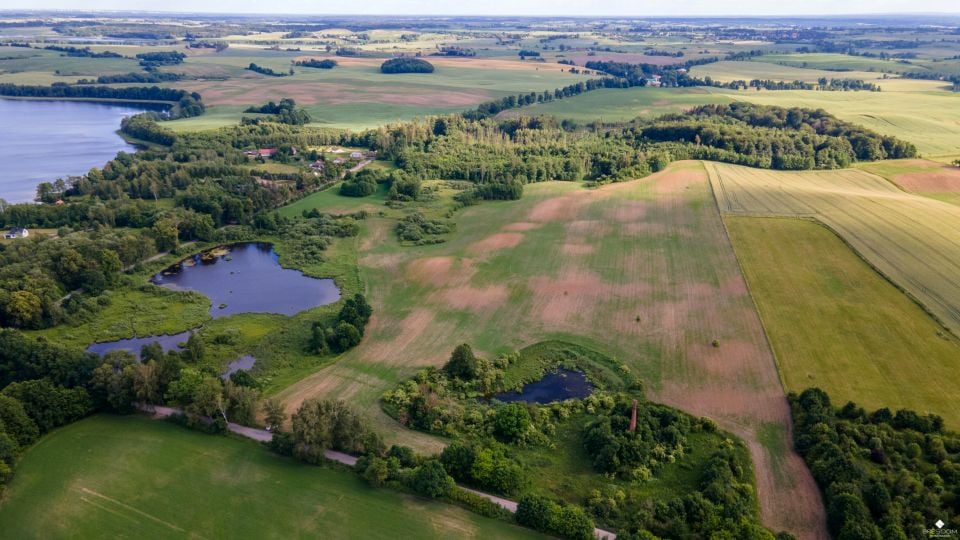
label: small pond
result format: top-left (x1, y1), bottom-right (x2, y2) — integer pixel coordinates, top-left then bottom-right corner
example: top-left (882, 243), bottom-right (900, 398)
top-left (150, 242), bottom-right (341, 317)
top-left (86, 330), bottom-right (191, 359)
top-left (221, 355), bottom-right (256, 380)
top-left (493, 368), bottom-right (594, 404)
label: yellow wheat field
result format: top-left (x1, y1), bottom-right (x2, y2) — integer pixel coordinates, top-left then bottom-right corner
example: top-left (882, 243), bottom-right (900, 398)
top-left (706, 161), bottom-right (960, 336)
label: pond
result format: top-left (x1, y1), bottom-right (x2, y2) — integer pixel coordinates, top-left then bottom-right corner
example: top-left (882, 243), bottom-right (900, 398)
top-left (493, 368), bottom-right (594, 404)
top-left (86, 330), bottom-right (191, 359)
top-left (221, 355), bottom-right (256, 380)
top-left (150, 242), bottom-right (341, 317)
top-left (0, 99), bottom-right (153, 203)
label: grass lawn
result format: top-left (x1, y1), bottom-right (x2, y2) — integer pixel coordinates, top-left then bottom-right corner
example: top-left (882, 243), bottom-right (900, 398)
top-left (0, 415), bottom-right (542, 539)
top-left (725, 216), bottom-right (960, 427)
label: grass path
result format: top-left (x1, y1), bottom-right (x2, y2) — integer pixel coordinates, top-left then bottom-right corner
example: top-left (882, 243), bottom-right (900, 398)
top-left (274, 161), bottom-right (827, 539)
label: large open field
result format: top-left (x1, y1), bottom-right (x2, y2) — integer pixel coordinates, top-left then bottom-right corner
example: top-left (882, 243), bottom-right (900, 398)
top-left (508, 83), bottom-right (960, 158)
top-left (500, 86), bottom-right (736, 123)
top-left (726, 217), bottom-right (960, 426)
top-left (707, 162), bottom-right (960, 374)
top-left (690, 60), bottom-right (883, 83)
top-left (275, 161), bottom-right (826, 538)
top-left (163, 54), bottom-right (595, 131)
top-left (0, 415), bottom-right (542, 539)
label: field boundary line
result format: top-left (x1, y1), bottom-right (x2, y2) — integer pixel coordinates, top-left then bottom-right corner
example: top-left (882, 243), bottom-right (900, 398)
top-left (800, 217), bottom-right (959, 340)
top-left (702, 161), bottom-right (791, 392)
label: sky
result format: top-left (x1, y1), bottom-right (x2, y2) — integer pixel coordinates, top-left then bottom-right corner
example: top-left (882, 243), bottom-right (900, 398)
top-left (5, 0), bottom-right (960, 17)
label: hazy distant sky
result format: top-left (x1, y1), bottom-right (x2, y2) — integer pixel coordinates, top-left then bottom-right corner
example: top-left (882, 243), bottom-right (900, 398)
top-left (6, 0), bottom-right (960, 16)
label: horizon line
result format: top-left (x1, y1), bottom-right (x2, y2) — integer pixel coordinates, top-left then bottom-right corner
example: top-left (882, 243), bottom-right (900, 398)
top-left (2, 9), bottom-right (960, 18)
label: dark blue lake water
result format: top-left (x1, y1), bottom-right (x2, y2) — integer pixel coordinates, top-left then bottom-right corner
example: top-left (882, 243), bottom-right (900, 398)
top-left (494, 369), bottom-right (594, 404)
top-left (150, 242), bottom-right (341, 317)
top-left (222, 355), bottom-right (256, 379)
top-left (0, 99), bottom-right (150, 203)
top-left (86, 330), bottom-right (192, 358)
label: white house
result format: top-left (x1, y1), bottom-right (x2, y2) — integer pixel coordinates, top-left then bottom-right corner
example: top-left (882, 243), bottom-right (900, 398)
top-left (349, 151), bottom-right (363, 159)
top-left (4, 227), bottom-right (28, 239)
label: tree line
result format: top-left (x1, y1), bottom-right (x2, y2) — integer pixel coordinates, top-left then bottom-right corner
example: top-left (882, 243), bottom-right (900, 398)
top-left (0, 84), bottom-right (204, 119)
top-left (294, 58), bottom-right (337, 69)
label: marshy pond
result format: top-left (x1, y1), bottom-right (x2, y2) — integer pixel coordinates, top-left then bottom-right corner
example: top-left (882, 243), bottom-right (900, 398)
top-left (86, 330), bottom-right (191, 358)
top-left (494, 368), bottom-right (594, 404)
top-left (150, 242), bottom-right (340, 317)
top-left (87, 243), bottom-right (338, 358)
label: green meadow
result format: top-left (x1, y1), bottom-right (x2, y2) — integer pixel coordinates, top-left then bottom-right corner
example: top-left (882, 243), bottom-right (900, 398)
top-left (0, 415), bottom-right (542, 539)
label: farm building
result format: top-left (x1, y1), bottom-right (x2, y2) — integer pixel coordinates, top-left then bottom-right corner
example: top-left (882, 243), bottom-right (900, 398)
top-left (349, 151), bottom-right (363, 158)
top-left (4, 227), bottom-right (28, 239)
top-left (245, 148), bottom-right (278, 158)
top-left (332, 157), bottom-right (346, 165)
top-left (310, 160), bottom-right (325, 170)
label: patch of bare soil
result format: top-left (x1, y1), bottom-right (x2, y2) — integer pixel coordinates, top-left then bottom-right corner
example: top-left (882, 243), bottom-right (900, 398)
top-left (896, 166), bottom-right (960, 193)
top-left (467, 232), bottom-right (524, 254)
top-left (501, 222), bottom-right (541, 232)
top-left (527, 191), bottom-right (595, 221)
top-left (436, 285), bottom-right (510, 312)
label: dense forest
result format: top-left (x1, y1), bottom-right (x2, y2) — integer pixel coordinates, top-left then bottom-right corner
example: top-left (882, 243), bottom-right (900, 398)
top-left (790, 388), bottom-right (959, 539)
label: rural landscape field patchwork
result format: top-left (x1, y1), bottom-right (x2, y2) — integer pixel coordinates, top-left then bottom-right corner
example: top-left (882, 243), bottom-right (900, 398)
top-left (1, 8), bottom-right (960, 540)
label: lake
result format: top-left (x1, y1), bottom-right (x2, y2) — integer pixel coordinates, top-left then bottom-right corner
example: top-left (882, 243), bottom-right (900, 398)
top-left (493, 369), bottom-right (594, 404)
top-left (0, 99), bottom-right (149, 203)
top-left (151, 242), bottom-right (341, 317)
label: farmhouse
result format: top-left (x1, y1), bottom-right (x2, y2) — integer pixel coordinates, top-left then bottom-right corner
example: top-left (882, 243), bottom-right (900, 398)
top-left (332, 157), bottom-right (346, 165)
top-left (310, 160), bottom-right (325, 170)
top-left (4, 227), bottom-right (28, 239)
top-left (245, 148), bottom-right (278, 159)
top-left (349, 151), bottom-right (363, 158)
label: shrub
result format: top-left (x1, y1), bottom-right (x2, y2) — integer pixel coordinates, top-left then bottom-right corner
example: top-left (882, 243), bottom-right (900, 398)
top-left (411, 459), bottom-right (454, 498)
top-left (493, 403), bottom-right (531, 442)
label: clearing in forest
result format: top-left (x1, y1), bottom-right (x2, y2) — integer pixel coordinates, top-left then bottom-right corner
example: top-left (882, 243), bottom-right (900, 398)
top-left (707, 161), bottom-right (960, 339)
top-left (276, 161), bottom-right (826, 539)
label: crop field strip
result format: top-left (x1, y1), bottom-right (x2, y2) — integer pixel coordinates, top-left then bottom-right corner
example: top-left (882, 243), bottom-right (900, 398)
top-left (706, 161), bottom-right (960, 337)
top-left (725, 216), bottom-right (960, 427)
